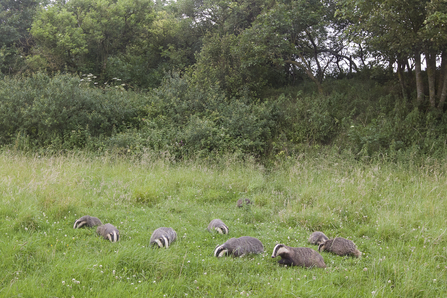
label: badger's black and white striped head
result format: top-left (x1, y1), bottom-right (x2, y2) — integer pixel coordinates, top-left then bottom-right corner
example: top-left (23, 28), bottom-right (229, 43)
top-left (214, 244), bottom-right (229, 257)
top-left (106, 230), bottom-right (119, 242)
top-left (154, 236), bottom-right (169, 248)
top-left (73, 219), bottom-right (86, 229)
top-left (318, 240), bottom-right (327, 252)
top-left (215, 225), bottom-right (229, 235)
top-left (73, 215), bottom-right (90, 229)
top-left (74, 216), bottom-right (102, 229)
top-left (271, 244), bottom-right (289, 258)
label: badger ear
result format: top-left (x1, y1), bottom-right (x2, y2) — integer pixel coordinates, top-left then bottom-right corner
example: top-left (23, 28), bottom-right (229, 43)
top-left (318, 243), bottom-right (324, 252)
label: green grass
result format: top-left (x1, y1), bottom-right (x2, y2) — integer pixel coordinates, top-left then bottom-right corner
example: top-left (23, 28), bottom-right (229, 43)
top-left (1, 151), bottom-right (446, 297)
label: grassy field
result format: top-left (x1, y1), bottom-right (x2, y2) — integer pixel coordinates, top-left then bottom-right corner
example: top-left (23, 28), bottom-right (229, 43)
top-left (1, 150), bottom-right (446, 297)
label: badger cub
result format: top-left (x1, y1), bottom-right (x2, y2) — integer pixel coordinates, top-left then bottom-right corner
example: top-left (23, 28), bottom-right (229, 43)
top-left (214, 236), bottom-right (264, 257)
top-left (272, 244), bottom-right (326, 268)
top-left (318, 237), bottom-right (361, 258)
top-left (237, 198), bottom-right (252, 208)
top-left (73, 215), bottom-right (103, 229)
top-left (96, 223), bottom-right (120, 242)
top-left (207, 219), bottom-right (229, 234)
top-left (308, 231), bottom-right (329, 245)
top-left (150, 227), bottom-right (177, 248)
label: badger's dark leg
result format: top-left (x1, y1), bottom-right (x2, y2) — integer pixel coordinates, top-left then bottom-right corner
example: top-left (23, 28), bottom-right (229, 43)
top-left (278, 258), bottom-right (294, 266)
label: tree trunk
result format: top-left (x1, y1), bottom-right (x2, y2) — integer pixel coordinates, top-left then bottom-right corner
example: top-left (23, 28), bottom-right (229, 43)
top-left (397, 57), bottom-right (407, 100)
top-left (349, 55), bottom-right (352, 74)
top-left (305, 30), bottom-right (323, 82)
top-left (285, 55), bottom-right (324, 94)
top-left (414, 52), bottom-right (425, 104)
top-left (406, 59), bottom-right (413, 83)
top-left (426, 51), bottom-right (437, 108)
top-left (438, 62), bottom-right (447, 110)
top-left (437, 51), bottom-right (446, 101)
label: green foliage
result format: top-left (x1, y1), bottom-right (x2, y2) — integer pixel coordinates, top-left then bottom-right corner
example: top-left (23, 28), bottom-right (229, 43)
top-left (280, 92), bottom-right (340, 145)
top-left (3, 72), bottom-right (447, 161)
top-left (0, 72), bottom-right (146, 149)
top-left (29, 0), bottom-right (157, 80)
top-left (137, 73), bottom-right (283, 157)
top-left (190, 33), bottom-right (267, 97)
top-left (30, 6), bottom-right (88, 71)
top-left (337, 0), bottom-right (429, 57)
top-left (0, 0), bottom-right (39, 74)
top-left (348, 97), bottom-right (447, 159)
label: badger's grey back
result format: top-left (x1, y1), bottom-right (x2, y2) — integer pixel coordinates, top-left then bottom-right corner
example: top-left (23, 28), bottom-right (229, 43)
top-left (272, 244), bottom-right (326, 268)
top-left (96, 223), bottom-right (119, 242)
top-left (207, 219), bottom-right (229, 234)
top-left (73, 215), bottom-right (102, 229)
top-left (290, 247), bottom-right (326, 268)
top-left (150, 227), bottom-right (177, 247)
top-left (223, 236), bottom-right (264, 257)
top-left (320, 237), bottom-right (361, 257)
top-left (308, 231), bottom-right (329, 245)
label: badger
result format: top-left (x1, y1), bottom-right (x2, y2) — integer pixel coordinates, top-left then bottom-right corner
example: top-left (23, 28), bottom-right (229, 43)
top-left (150, 227), bottom-right (177, 248)
top-left (96, 223), bottom-right (119, 242)
top-left (73, 215), bottom-right (103, 229)
top-left (207, 219), bottom-right (229, 234)
top-left (318, 237), bottom-right (362, 258)
top-left (237, 198), bottom-right (252, 208)
top-left (214, 236), bottom-right (264, 257)
top-left (308, 231), bottom-right (329, 245)
top-left (272, 244), bottom-right (326, 268)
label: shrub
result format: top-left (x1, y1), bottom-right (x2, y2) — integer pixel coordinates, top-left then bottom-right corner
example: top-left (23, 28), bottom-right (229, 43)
top-left (131, 73), bottom-right (283, 158)
top-left (0, 72), bottom-right (147, 148)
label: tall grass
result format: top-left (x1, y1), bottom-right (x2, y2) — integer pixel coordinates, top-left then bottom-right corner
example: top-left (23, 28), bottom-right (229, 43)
top-left (1, 150), bottom-right (446, 297)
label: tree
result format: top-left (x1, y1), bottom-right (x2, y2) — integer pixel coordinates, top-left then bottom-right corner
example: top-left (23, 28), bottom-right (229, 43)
top-left (0, 0), bottom-right (40, 74)
top-left (30, 0), bottom-right (155, 80)
top-left (237, 0), bottom-right (350, 94)
top-left (424, 0), bottom-right (447, 109)
top-left (30, 6), bottom-right (88, 71)
top-left (337, 0), bottom-right (432, 105)
top-left (184, 0), bottom-right (271, 96)
top-left (177, 0), bottom-right (267, 36)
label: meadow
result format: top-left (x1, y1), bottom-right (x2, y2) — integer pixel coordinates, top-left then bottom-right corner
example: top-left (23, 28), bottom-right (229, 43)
top-left (1, 150), bottom-right (446, 297)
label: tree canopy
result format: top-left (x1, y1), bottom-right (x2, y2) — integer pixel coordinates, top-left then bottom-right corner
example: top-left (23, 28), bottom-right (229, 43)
top-left (0, 0), bottom-right (446, 100)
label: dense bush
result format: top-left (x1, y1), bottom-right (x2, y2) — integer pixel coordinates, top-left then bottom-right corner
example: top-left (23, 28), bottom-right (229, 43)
top-left (1, 72), bottom-right (447, 160)
top-left (0, 72), bottom-right (146, 148)
top-left (348, 105), bottom-right (447, 159)
top-left (114, 73), bottom-right (283, 158)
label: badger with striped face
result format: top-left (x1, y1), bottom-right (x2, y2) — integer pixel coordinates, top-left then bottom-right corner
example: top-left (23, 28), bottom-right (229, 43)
top-left (207, 219), bottom-right (229, 234)
top-left (308, 231), bottom-right (329, 245)
top-left (150, 227), bottom-right (177, 248)
top-left (214, 236), bottom-right (264, 258)
top-left (96, 223), bottom-right (120, 242)
top-left (73, 215), bottom-right (102, 229)
top-left (272, 244), bottom-right (326, 268)
top-left (318, 237), bottom-right (362, 258)
top-left (237, 198), bottom-right (252, 208)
